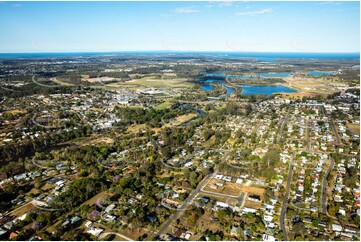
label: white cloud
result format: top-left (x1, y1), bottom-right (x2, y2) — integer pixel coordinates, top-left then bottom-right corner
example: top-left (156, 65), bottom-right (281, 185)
top-left (236, 8), bottom-right (273, 16)
top-left (173, 7), bottom-right (200, 14)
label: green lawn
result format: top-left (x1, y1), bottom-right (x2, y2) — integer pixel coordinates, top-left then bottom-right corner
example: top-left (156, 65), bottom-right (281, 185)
top-left (154, 101), bottom-right (172, 110)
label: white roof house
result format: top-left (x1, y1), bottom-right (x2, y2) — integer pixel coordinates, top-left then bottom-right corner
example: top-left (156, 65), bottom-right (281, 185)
top-left (332, 224), bottom-right (343, 232)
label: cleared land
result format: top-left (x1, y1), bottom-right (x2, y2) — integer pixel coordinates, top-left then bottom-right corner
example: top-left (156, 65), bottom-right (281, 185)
top-left (105, 76), bottom-right (193, 90)
top-left (240, 185), bottom-right (265, 199)
top-left (280, 76), bottom-right (341, 98)
top-left (71, 136), bottom-right (115, 146)
top-left (163, 113), bottom-right (198, 127)
top-left (10, 203), bottom-right (35, 217)
top-left (203, 179), bottom-right (243, 196)
top-left (347, 123), bottom-right (360, 135)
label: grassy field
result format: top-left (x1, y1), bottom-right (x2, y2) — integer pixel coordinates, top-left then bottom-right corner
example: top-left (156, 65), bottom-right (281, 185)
top-left (3, 109), bottom-right (27, 115)
top-left (163, 113), bottom-right (198, 127)
top-left (71, 136), bottom-right (115, 147)
top-left (154, 101), bottom-right (172, 110)
top-left (243, 199), bottom-right (263, 209)
top-left (347, 123), bottom-right (360, 135)
top-left (51, 77), bottom-right (75, 86)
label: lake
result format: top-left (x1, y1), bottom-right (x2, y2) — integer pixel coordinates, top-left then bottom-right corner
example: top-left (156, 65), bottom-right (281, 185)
top-left (240, 85), bottom-right (297, 96)
top-left (201, 79), bottom-right (235, 94)
top-left (260, 72), bottom-right (291, 78)
top-left (308, 71), bottom-right (336, 76)
top-left (201, 78), bottom-right (296, 96)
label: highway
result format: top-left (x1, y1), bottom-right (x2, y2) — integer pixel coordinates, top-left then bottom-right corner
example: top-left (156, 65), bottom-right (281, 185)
top-left (280, 151), bottom-right (294, 241)
top-left (321, 157), bottom-right (335, 214)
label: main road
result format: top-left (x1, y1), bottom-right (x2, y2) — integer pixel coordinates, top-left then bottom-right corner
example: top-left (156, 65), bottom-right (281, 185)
top-left (280, 151), bottom-right (295, 241)
top-left (321, 157), bottom-right (335, 214)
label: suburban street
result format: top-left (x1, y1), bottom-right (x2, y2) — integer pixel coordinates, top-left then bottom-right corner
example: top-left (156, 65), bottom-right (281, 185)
top-left (321, 157), bottom-right (335, 214)
top-left (280, 151), bottom-right (295, 241)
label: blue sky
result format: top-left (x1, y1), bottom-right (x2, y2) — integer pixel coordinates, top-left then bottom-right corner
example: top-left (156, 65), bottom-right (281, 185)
top-left (0, 1), bottom-right (359, 53)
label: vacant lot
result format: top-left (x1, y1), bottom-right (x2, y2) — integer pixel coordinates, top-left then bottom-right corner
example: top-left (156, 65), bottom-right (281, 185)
top-left (240, 185), bottom-right (265, 199)
top-left (203, 179), bottom-right (243, 196)
top-left (10, 202), bottom-right (35, 217)
top-left (347, 123), bottom-right (360, 135)
top-left (198, 192), bottom-right (238, 206)
top-left (243, 199), bottom-right (263, 209)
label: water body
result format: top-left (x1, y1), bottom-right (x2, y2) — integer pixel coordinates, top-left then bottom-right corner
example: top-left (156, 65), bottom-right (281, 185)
top-left (308, 71), bottom-right (337, 76)
top-left (201, 85), bottom-right (216, 91)
top-left (240, 85), bottom-right (297, 96)
top-left (201, 79), bottom-right (235, 94)
top-left (228, 75), bottom-right (252, 79)
top-left (260, 72), bottom-right (291, 78)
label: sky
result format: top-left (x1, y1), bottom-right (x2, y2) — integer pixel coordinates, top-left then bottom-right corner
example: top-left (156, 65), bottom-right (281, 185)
top-left (0, 1), bottom-right (360, 53)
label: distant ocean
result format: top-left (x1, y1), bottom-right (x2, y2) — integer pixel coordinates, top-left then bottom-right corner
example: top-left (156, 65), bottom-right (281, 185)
top-left (0, 51), bottom-right (359, 60)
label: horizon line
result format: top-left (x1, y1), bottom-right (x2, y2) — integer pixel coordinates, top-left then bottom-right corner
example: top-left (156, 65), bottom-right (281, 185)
top-left (0, 50), bottom-right (360, 54)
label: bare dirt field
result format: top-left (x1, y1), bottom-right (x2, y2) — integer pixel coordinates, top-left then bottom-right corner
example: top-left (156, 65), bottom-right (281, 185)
top-left (240, 185), bottom-right (265, 199)
top-left (10, 203), bottom-right (35, 217)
